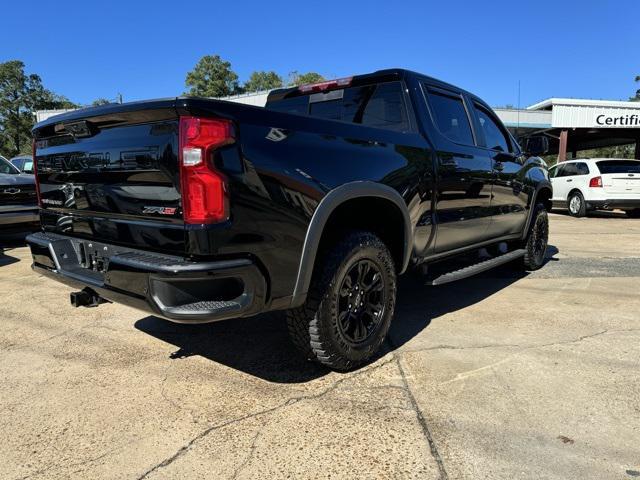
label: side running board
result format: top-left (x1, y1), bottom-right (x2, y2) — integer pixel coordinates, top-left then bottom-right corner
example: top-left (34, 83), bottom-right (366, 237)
top-left (426, 249), bottom-right (526, 286)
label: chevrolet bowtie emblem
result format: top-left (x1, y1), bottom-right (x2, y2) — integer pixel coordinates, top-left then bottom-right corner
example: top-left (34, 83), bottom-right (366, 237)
top-left (3, 188), bottom-right (20, 195)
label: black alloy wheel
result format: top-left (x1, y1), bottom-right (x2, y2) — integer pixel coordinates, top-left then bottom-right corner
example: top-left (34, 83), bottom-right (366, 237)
top-left (336, 259), bottom-right (386, 345)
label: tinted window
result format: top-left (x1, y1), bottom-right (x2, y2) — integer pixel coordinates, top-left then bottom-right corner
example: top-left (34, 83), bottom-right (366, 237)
top-left (341, 86), bottom-right (375, 123)
top-left (561, 163), bottom-right (580, 176)
top-left (267, 95), bottom-right (309, 115)
top-left (0, 157), bottom-right (19, 174)
top-left (309, 86), bottom-right (376, 123)
top-left (474, 105), bottom-right (510, 152)
top-left (575, 162), bottom-right (590, 175)
top-left (269, 82), bottom-right (409, 132)
top-left (548, 165), bottom-right (558, 178)
top-left (427, 90), bottom-right (474, 145)
top-left (309, 99), bottom-right (341, 120)
top-left (360, 82), bottom-right (409, 131)
top-left (554, 164), bottom-right (567, 177)
top-left (596, 160), bottom-right (640, 174)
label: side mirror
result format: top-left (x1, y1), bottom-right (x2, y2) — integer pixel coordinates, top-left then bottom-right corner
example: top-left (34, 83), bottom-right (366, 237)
top-left (522, 136), bottom-right (549, 156)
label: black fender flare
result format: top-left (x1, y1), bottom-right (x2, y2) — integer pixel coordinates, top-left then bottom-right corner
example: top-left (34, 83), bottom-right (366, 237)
top-left (290, 181), bottom-right (412, 308)
top-left (521, 180), bottom-right (552, 240)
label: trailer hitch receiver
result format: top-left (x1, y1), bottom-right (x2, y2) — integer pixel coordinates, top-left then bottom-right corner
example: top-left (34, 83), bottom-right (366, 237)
top-left (70, 288), bottom-right (110, 308)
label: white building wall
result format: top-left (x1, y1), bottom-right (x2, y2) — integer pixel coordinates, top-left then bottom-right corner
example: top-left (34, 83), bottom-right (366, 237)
top-left (551, 104), bottom-right (640, 128)
top-left (222, 91), bottom-right (270, 107)
top-left (493, 108), bottom-right (552, 128)
top-left (35, 109), bottom-right (77, 123)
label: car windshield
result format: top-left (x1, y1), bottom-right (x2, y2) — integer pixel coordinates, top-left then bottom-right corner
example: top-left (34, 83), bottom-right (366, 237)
top-left (0, 156), bottom-right (20, 174)
top-left (596, 160), bottom-right (640, 174)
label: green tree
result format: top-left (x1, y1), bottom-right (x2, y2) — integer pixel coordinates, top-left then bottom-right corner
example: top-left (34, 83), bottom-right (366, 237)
top-left (287, 71), bottom-right (326, 86)
top-left (0, 60), bottom-right (77, 156)
top-left (243, 71), bottom-right (283, 92)
top-left (631, 75), bottom-right (640, 102)
top-left (184, 55), bottom-right (240, 97)
top-left (92, 98), bottom-right (112, 106)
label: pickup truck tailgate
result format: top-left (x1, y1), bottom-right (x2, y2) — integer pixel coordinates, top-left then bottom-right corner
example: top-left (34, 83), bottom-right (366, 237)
top-left (33, 102), bottom-right (185, 254)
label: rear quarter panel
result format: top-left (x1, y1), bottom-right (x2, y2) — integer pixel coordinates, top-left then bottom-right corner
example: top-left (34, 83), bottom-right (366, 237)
top-left (182, 100), bottom-right (434, 302)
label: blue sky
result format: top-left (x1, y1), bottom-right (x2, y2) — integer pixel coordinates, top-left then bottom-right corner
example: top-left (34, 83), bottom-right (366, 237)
top-left (2, 0), bottom-right (638, 107)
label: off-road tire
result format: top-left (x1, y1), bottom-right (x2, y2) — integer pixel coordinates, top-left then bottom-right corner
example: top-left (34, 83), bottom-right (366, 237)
top-left (567, 191), bottom-right (587, 217)
top-left (286, 231), bottom-right (397, 371)
top-left (522, 203), bottom-right (549, 271)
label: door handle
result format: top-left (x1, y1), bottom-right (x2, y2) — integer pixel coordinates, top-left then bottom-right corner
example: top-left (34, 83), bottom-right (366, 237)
top-left (566, 179), bottom-right (573, 182)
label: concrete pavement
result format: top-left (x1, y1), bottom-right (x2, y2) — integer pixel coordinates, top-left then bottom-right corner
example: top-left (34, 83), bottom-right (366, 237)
top-left (0, 212), bottom-right (638, 479)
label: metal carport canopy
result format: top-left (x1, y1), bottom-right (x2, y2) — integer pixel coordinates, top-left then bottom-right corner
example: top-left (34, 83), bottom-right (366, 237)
top-left (495, 98), bottom-right (640, 160)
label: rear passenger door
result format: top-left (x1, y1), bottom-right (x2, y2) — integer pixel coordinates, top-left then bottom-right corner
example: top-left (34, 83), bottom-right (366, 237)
top-left (422, 84), bottom-right (494, 252)
top-left (470, 102), bottom-right (529, 237)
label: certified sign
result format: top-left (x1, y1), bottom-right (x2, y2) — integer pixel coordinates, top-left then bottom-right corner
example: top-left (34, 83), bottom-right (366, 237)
top-left (595, 114), bottom-right (640, 127)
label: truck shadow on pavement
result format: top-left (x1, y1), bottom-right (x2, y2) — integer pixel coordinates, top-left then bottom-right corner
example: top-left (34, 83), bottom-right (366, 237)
top-left (0, 233), bottom-right (29, 267)
top-left (135, 245), bottom-right (559, 384)
top-left (0, 248), bottom-right (20, 267)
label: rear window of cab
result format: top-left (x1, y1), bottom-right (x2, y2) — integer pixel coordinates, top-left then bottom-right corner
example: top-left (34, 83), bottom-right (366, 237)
top-left (267, 81), bottom-right (410, 132)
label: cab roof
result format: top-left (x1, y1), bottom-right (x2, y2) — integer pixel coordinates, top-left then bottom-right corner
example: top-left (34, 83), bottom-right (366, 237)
top-left (267, 68), bottom-right (472, 103)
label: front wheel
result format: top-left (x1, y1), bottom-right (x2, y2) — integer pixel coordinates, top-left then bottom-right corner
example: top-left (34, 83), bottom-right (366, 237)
top-left (286, 231), bottom-right (397, 371)
top-left (522, 203), bottom-right (549, 271)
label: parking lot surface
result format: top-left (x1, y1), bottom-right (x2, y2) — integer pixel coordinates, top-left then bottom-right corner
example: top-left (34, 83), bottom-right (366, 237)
top-left (1, 212), bottom-right (639, 480)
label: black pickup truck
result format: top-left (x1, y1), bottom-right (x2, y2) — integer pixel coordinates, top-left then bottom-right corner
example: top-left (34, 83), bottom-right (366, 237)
top-left (0, 155), bottom-right (39, 231)
top-left (27, 69), bottom-right (551, 370)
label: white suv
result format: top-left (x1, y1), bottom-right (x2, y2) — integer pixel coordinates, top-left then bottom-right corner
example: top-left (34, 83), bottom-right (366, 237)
top-left (549, 158), bottom-right (640, 217)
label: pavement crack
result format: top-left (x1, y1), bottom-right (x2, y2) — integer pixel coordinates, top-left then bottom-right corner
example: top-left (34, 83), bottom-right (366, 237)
top-left (158, 362), bottom-right (199, 424)
top-left (229, 423), bottom-right (266, 480)
top-left (135, 357), bottom-right (395, 479)
top-left (387, 340), bottom-right (449, 480)
top-left (401, 327), bottom-right (640, 354)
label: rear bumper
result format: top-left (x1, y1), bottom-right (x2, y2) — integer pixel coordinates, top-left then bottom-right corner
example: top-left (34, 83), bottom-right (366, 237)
top-left (587, 199), bottom-right (640, 210)
top-left (26, 232), bottom-right (266, 323)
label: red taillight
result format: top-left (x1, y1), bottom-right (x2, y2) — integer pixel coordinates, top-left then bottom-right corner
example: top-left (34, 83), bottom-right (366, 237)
top-left (32, 140), bottom-right (42, 207)
top-left (298, 76), bottom-right (353, 93)
top-left (178, 116), bottom-right (234, 224)
top-left (589, 176), bottom-right (602, 188)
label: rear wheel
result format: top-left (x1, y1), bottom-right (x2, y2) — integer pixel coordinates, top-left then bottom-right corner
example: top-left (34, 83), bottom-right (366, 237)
top-left (286, 231), bottom-right (396, 371)
top-left (522, 203), bottom-right (549, 271)
top-left (567, 191), bottom-right (587, 217)
top-left (625, 209), bottom-right (640, 218)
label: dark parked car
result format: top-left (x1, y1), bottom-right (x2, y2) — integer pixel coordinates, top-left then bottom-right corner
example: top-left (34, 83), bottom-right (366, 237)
top-left (0, 155), bottom-right (39, 230)
top-left (27, 69), bottom-right (552, 370)
top-left (10, 155), bottom-right (34, 173)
